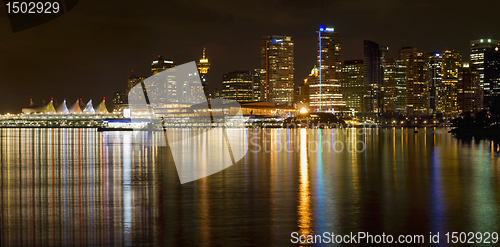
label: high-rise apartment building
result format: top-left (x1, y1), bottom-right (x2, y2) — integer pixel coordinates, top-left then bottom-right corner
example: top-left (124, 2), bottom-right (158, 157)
top-left (341, 60), bottom-right (364, 113)
top-left (426, 52), bottom-right (442, 112)
top-left (222, 71), bottom-right (254, 103)
top-left (310, 25), bottom-right (344, 112)
top-left (260, 35), bottom-right (294, 105)
top-left (438, 49), bottom-right (462, 114)
top-left (363, 40), bottom-right (385, 113)
top-left (404, 48), bottom-right (428, 113)
top-left (471, 38), bottom-right (500, 107)
top-left (197, 48), bottom-right (210, 96)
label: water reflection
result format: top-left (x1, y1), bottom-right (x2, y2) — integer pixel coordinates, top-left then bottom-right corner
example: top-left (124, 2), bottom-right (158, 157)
top-left (298, 129), bottom-right (312, 240)
top-left (0, 128), bottom-right (500, 246)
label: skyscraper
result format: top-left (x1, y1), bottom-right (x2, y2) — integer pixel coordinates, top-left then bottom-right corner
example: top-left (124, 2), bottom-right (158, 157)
top-left (426, 52), bottom-right (442, 113)
top-left (310, 25), bottom-right (344, 112)
top-left (404, 48), bottom-right (428, 113)
top-left (458, 63), bottom-right (481, 113)
top-left (484, 45), bottom-right (500, 107)
top-left (382, 58), bottom-right (407, 112)
top-left (197, 48), bottom-right (210, 96)
top-left (439, 49), bottom-right (462, 114)
top-left (260, 35), bottom-right (294, 105)
top-left (222, 71), bottom-right (253, 103)
top-left (341, 60), bottom-right (364, 113)
top-left (470, 38), bottom-right (500, 107)
top-left (151, 55), bottom-right (175, 75)
top-left (363, 40), bottom-right (385, 113)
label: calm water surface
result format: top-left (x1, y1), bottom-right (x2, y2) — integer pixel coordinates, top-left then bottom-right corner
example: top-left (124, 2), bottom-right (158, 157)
top-left (1, 128), bottom-right (500, 246)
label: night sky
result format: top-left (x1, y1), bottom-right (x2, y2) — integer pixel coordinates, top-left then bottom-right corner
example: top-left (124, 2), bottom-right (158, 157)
top-left (1, 0), bottom-right (499, 113)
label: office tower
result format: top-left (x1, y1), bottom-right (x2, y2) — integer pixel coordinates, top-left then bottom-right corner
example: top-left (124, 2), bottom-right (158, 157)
top-left (127, 73), bottom-right (145, 95)
top-left (382, 58), bottom-right (407, 112)
top-left (404, 48), bottom-right (428, 113)
top-left (310, 25), bottom-right (344, 112)
top-left (222, 71), bottom-right (253, 103)
top-left (438, 49), bottom-right (462, 114)
top-left (251, 69), bottom-right (262, 102)
top-left (484, 46), bottom-right (500, 107)
top-left (113, 92), bottom-right (126, 111)
top-left (341, 60), bottom-right (364, 113)
top-left (426, 53), bottom-right (442, 113)
top-left (470, 38), bottom-right (500, 107)
top-left (197, 48), bottom-right (210, 96)
top-left (260, 35), bottom-right (294, 105)
top-left (458, 63), bottom-right (481, 113)
top-left (151, 55), bottom-right (176, 75)
top-left (363, 40), bottom-right (386, 113)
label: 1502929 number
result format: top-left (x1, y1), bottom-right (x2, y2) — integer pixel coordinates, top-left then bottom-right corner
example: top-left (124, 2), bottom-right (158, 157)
top-left (5, 2), bottom-right (60, 14)
top-left (445, 232), bottom-right (498, 244)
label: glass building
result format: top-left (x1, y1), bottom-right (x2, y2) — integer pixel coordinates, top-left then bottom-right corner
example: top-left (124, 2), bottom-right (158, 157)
top-left (222, 71), bottom-right (254, 103)
top-left (341, 60), bottom-right (364, 113)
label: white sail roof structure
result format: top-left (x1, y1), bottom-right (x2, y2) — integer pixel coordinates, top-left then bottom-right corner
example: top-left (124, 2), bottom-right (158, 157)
top-left (56, 99), bottom-right (70, 114)
top-left (96, 98), bottom-right (109, 114)
top-left (23, 99), bottom-right (56, 113)
top-left (69, 99), bottom-right (83, 113)
top-left (83, 99), bottom-right (95, 114)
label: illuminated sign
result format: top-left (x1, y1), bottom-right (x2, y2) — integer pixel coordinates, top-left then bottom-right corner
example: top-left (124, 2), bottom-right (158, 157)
top-left (272, 39), bottom-right (283, 43)
top-left (325, 28), bottom-right (334, 32)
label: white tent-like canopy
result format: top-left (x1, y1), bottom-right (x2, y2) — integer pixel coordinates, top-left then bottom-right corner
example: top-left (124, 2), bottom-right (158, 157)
top-left (96, 98), bottom-right (109, 114)
top-left (56, 99), bottom-right (70, 114)
top-left (83, 99), bottom-right (95, 114)
top-left (22, 99), bottom-right (56, 113)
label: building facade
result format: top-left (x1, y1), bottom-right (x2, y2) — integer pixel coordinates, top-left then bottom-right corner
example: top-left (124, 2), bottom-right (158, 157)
top-left (426, 52), bottom-right (442, 113)
top-left (310, 25), bottom-right (344, 112)
top-left (404, 48), bottom-right (428, 113)
top-left (438, 49), bottom-right (462, 114)
top-left (341, 60), bottom-right (364, 113)
top-left (470, 38), bottom-right (500, 108)
top-left (363, 40), bottom-right (385, 113)
top-left (260, 35), bottom-right (294, 105)
top-left (222, 71), bottom-right (254, 103)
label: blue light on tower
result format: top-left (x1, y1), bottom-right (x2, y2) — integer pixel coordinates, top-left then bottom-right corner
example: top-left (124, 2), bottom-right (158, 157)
top-left (319, 25), bottom-right (325, 32)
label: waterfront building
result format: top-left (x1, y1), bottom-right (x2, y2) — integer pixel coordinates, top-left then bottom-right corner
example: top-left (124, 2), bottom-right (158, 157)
top-left (426, 52), bottom-right (442, 113)
top-left (363, 40), bottom-right (385, 113)
top-left (484, 45), bottom-right (500, 107)
top-left (382, 58), bottom-right (407, 112)
top-left (222, 71), bottom-right (254, 103)
top-left (260, 35), bottom-right (294, 105)
top-left (470, 38), bottom-right (500, 107)
top-left (310, 25), bottom-right (344, 112)
top-left (438, 49), bottom-right (462, 114)
top-left (458, 63), bottom-right (481, 113)
top-left (341, 60), bottom-right (364, 113)
top-left (403, 47), bottom-right (428, 113)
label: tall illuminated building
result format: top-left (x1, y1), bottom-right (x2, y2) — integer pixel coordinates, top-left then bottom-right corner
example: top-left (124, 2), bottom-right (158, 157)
top-left (426, 52), bottom-right (442, 113)
top-left (483, 45), bottom-right (500, 107)
top-left (197, 48), bottom-right (210, 96)
top-left (222, 71), bottom-right (253, 103)
top-left (310, 25), bottom-right (344, 112)
top-left (341, 60), bottom-right (364, 113)
top-left (404, 47), bottom-right (428, 113)
top-left (251, 69), bottom-right (262, 102)
top-left (363, 40), bottom-right (386, 113)
top-left (470, 38), bottom-right (500, 107)
top-left (458, 63), bottom-right (481, 113)
top-left (260, 35), bottom-right (294, 105)
top-left (438, 49), bottom-right (462, 114)
top-left (382, 58), bottom-right (407, 112)
top-left (151, 55), bottom-right (176, 75)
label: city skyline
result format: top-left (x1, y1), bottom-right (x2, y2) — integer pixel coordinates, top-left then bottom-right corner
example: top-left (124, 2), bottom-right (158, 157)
top-left (2, 1), bottom-right (500, 113)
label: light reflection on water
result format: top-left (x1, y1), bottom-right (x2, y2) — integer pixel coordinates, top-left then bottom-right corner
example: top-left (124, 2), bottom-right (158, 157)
top-left (0, 128), bottom-right (500, 246)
